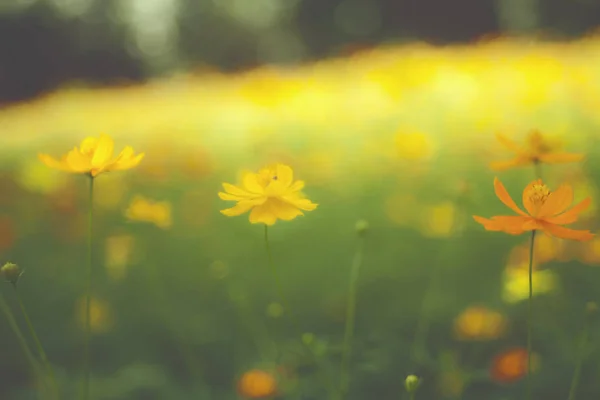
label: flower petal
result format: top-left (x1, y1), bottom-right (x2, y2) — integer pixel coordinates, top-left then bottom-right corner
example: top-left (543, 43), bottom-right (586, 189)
top-left (540, 221), bottom-right (594, 241)
top-left (545, 197), bottom-right (591, 225)
top-left (538, 184), bottom-right (573, 218)
top-left (91, 134), bottom-right (115, 168)
top-left (473, 215), bottom-right (530, 234)
top-left (283, 195), bottom-right (318, 211)
top-left (223, 183), bottom-right (253, 198)
top-left (495, 133), bottom-right (523, 154)
top-left (38, 153), bottom-right (70, 171)
top-left (494, 177), bottom-right (527, 216)
top-left (220, 198), bottom-right (266, 217)
top-left (106, 146), bottom-right (144, 172)
top-left (275, 164), bottom-right (294, 188)
top-left (287, 180), bottom-right (305, 192)
top-left (271, 198), bottom-right (304, 221)
top-left (80, 137), bottom-right (98, 154)
top-left (489, 158), bottom-right (530, 171)
top-left (521, 179), bottom-right (543, 216)
top-left (242, 172), bottom-right (265, 194)
top-left (249, 202), bottom-right (277, 225)
top-left (538, 152), bottom-right (584, 164)
top-left (65, 148), bottom-right (92, 172)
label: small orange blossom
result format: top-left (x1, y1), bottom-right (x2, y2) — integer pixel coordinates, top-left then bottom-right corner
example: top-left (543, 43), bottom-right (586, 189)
top-left (237, 369), bottom-right (278, 399)
top-left (490, 130), bottom-right (584, 170)
top-left (38, 133), bottom-right (144, 177)
top-left (219, 164), bottom-right (317, 225)
top-left (473, 177), bottom-right (594, 241)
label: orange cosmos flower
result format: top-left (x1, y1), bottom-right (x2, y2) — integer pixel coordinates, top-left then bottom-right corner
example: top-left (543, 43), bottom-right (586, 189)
top-left (38, 133), bottom-right (144, 177)
top-left (218, 164), bottom-right (317, 225)
top-left (490, 130), bottom-right (584, 171)
top-left (490, 347), bottom-right (539, 384)
top-left (473, 178), bottom-right (594, 241)
top-left (237, 369), bottom-right (278, 399)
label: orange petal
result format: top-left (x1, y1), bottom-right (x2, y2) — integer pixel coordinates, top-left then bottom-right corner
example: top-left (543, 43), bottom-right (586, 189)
top-left (494, 178), bottom-right (527, 216)
top-left (473, 215), bottom-right (529, 234)
top-left (489, 157), bottom-right (530, 171)
top-left (495, 133), bottom-right (523, 154)
top-left (538, 184), bottom-right (573, 218)
top-left (538, 152), bottom-right (584, 164)
top-left (540, 222), bottom-right (594, 241)
top-left (521, 179), bottom-right (544, 216)
top-left (545, 198), bottom-right (591, 225)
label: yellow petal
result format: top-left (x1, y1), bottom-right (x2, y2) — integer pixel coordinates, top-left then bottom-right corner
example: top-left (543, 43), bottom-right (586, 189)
top-left (91, 134), bottom-right (115, 168)
top-left (38, 153), bottom-right (70, 171)
top-left (109, 152), bottom-right (144, 172)
top-left (80, 137), bottom-right (99, 154)
top-left (65, 148), bottom-right (92, 172)
top-left (242, 172), bottom-right (264, 194)
top-left (222, 183), bottom-right (253, 198)
top-left (220, 198), bottom-right (265, 217)
top-left (271, 199), bottom-right (304, 221)
top-left (284, 196), bottom-right (318, 211)
top-left (275, 164), bottom-right (294, 187)
top-left (249, 202), bottom-right (277, 225)
top-left (288, 180), bottom-right (305, 192)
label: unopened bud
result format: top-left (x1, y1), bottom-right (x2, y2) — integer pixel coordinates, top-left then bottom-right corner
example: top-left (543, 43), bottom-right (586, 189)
top-left (1, 262), bottom-right (22, 285)
top-left (405, 375), bottom-right (420, 393)
top-left (355, 220), bottom-right (369, 237)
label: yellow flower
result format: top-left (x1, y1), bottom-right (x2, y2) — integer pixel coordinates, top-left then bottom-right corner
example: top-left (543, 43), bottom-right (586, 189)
top-left (218, 164), bottom-right (317, 225)
top-left (38, 133), bottom-right (144, 177)
top-left (125, 195), bottom-right (172, 229)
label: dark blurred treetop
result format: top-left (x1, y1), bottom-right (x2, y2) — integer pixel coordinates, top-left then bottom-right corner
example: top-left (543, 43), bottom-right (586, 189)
top-left (0, 0), bottom-right (599, 106)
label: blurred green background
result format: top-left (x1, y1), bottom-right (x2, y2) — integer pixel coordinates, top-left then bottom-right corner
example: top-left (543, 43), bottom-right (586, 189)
top-left (1, 0), bottom-right (600, 399)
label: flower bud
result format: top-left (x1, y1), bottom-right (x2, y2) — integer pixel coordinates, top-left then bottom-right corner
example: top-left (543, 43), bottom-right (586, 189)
top-left (355, 220), bottom-right (369, 237)
top-left (405, 375), bottom-right (420, 393)
top-left (1, 262), bottom-right (22, 285)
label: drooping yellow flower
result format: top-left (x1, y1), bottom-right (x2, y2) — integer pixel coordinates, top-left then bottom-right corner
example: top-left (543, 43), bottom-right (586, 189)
top-left (38, 133), bottom-right (144, 177)
top-left (218, 164), bottom-right (317, 225)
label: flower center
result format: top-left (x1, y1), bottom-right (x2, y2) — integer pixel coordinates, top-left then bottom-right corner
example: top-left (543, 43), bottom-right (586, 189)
top-left (527, 183), bottom-right (550, 207)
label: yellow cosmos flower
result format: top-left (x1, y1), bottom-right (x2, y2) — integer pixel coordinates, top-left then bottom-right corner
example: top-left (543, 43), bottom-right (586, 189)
top-left (218, 164), bottom-right (317, 225)
top-left (38, 133), bottom-right (144, 177)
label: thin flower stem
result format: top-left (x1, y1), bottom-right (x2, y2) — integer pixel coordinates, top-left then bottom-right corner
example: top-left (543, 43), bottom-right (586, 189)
top-left (527, 229), bottom-right (536, 400)
top-left (567, 310), bottom-right (592, 400)
top-left (12, 284), bottom-right (60, 399)
top-left (0, 290), bottom-right (42, 382)
top-left (263, 225), bottom-right (337, 399)
top-left (82, 175), bottom-right (94, 400)
top-left (533, 161), bottom-right (543, 181)
top-left (409, 394), bottom-right (415, 400)
top-left (339, 235), bottom-right (365, 399)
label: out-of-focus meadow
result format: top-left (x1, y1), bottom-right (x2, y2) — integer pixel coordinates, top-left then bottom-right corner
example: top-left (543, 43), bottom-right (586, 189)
top-left (2, 1), bottom-right (600, 400)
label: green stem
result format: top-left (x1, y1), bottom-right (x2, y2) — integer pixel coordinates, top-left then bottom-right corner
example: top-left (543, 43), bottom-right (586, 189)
top-left (0, 290), bottom-right (42, 383)
top-left (339, 235), bottom-right (365, 399)
top-left (409, 394), bottom-right (415, 400)
top-left (13, 284), bottom-right (59, 399)
top-left (263, 225), bottom-right (337, 399)
top-left (567, 311), bottom-right (591, 400)
top-left (527, 229), bottom-right (536, 400)
top-left (82, 175), bottom-right (94, 400)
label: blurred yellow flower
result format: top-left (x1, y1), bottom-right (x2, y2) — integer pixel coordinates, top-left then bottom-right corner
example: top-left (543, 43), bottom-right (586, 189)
top-left (105, 234), bottom-right (135, 282)
top-left (38, 133), bottom-right (144, 177)
top-left (218, 164), bottom-right (317, 225)
top-left (125, 196), bottom-right (172, 229)
top-left (395, 132), bottom-right (435, 161)
top-left (490, 130), bottom-right (584, 171)
top-left (453, 305), bottom-right (507, 341)
top-left (419, 202), bottom-right (457, 237)
top-left (502, 268), bottom-right (558, 304)
top-left (76, 297), bottom-right (113, 334)
top-left (17, 158), bottom-right (68, 194)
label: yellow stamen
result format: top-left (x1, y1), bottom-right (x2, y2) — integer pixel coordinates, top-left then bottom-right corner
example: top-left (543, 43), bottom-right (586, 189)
top-left (528, 183), bottom-right (551, 208)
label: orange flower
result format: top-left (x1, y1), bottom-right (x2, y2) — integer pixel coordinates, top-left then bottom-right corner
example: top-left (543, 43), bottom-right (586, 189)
top-left (237, 369), bottom-right (278, 399)
top-left (490, 130), bottom-right (584, 170)
top-left (473, 178), bottom-right (594, 241)
top-left (490, 347), bottom-right (539, 383)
